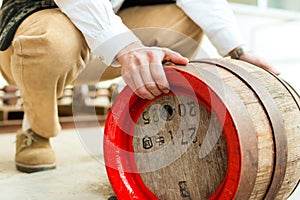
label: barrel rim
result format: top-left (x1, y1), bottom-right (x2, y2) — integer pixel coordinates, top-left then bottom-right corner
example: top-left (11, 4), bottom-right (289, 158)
top-left (192, 58), bottom-right (288, 199)
top-left (104, 66), bottom-right (249, 199)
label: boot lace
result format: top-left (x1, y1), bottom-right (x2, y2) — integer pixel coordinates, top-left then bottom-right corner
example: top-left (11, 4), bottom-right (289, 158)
top-left (18, 130), bottom-right (37, 149)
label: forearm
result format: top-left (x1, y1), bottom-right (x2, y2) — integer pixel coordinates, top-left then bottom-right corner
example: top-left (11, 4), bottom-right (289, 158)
top-left (54, 0), bottom-right (140, 65)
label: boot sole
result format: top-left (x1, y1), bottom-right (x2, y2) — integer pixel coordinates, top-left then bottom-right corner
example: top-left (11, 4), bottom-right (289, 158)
top-left (15, 161), bottom-right (56, 173)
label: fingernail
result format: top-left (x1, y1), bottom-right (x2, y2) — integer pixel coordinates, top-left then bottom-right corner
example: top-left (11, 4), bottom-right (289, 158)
top-left (163, 89), bottom-right (170, 94)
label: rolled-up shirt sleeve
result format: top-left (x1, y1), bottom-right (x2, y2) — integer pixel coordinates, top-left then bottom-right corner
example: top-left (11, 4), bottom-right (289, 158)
top-left (177, 0), bottom-right (245, 56)
top-left (54, 0), bottom-right (140, 65)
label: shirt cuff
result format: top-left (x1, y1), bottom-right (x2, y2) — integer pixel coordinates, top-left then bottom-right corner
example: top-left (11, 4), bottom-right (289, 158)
top-left (93, 31), bottom-right (141, 66)
top-left (210, 29), bottom-right (245, 57)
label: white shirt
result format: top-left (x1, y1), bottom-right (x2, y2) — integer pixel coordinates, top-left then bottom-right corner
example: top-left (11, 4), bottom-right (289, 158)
top-left (54, 0), bottom-right (244, 65)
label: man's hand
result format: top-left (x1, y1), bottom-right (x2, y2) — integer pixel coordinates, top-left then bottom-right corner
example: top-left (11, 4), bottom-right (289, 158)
top-left (117, 42), bottom-right (189, 100)
top-left (239, 51), bottom-right (280, 76)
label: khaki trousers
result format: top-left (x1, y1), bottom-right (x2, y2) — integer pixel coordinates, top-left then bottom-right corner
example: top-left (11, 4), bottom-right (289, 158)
top-left (0, 4), bottom-right (203, 138)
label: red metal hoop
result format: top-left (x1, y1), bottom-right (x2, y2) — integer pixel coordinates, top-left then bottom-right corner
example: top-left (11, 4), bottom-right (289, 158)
top-left (104, 67), bottom-right (241, 200)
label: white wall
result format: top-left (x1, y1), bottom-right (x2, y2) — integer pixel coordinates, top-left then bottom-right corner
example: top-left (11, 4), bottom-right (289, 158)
top-left (199, 3), bottom-right (300, 93)
top-left (235, 3), bottom-right (300, 93)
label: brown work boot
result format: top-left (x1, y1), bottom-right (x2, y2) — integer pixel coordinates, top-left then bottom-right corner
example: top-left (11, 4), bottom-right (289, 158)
top-left (15, 129), bottom-right (56, 173)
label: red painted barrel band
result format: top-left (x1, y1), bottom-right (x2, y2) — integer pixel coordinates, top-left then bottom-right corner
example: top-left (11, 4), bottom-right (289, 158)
top-left (104, 67), bottom-right (243, 199)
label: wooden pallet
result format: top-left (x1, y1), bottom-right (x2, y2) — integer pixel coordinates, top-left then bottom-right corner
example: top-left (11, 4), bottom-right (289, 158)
top-left (0, 105), bottom-right (109, 134)
top-left (0, 84), bottom-right (113, 133)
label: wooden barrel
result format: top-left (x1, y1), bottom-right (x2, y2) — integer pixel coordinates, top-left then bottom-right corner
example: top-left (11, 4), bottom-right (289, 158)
top-left (104, 58), bottom-right (300, 200)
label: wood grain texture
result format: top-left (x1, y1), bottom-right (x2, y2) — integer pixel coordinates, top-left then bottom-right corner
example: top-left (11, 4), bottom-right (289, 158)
top-left (130, 59), bottom-right (300, 199)
top-left (133, 95), bottom-right (227, 200)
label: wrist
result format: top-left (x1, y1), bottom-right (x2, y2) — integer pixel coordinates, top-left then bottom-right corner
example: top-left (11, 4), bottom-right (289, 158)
top-left (228, 46), bottom-right (245, 60)
top-left (117, 41), bottom-right (144, 58)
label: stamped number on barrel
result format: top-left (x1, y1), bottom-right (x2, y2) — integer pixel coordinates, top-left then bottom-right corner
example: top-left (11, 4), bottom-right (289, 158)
top-left (139, 98), bottom-right (200, 149)
top-left (133, 95), bottom-right (228, 200)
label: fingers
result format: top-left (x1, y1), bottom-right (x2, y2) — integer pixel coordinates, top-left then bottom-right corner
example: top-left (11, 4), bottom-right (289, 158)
top-left (118, 46), bottom-right (189, 100)
top-left (149, 62), bottom-right (170, 94)
top-left (162, 48), bottom-right (189, 65)
top-left (137, 48), bottom-right (187, 98)
top-left (122, 65), bottom-right (155, 100)
top-left (239, 52), bottom-right (280, 75)
top-left (258, 61), bottom-right (280, 75)
top-left (147, 50), bottom-right (170, 94)
top-left (122, 62), bottom-right (168, 100)
top-left (140, 62), bottom-right (164, 97)
top-left (258, 63), bottom-right (280, 76)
